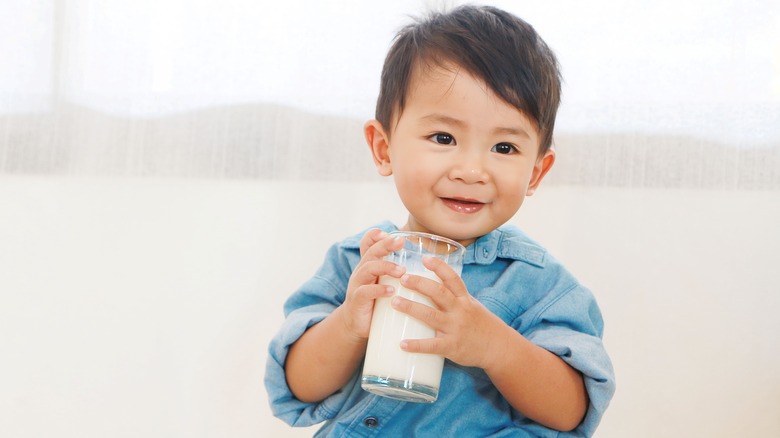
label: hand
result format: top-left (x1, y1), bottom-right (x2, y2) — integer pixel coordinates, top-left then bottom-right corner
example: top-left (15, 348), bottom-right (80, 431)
top-left (340, 229), bottom-right (406, 341)
top-left (391, 256), bottom-right (507, 370)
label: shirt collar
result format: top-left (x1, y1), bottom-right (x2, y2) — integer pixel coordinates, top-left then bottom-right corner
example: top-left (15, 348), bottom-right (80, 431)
top-left (342, 222), bottom-right (546, 268)
top-left (466, 225), bottom-right (546, 268)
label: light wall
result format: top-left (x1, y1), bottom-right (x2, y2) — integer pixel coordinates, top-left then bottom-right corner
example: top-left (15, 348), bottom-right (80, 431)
top-left (1, 177), bottom-right (778, 436)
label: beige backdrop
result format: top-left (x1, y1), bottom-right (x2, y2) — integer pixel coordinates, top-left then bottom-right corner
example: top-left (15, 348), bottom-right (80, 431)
top-left (1, 176), bottom-right (778, 436)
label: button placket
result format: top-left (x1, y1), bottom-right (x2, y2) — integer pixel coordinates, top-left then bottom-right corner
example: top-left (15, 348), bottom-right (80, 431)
top-left (477, 244), bottom-right (496, 263)
top-left (346, 389), bottom-right (405, 434)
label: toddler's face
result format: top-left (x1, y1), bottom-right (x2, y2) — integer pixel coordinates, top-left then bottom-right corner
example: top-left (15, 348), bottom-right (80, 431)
top-left (372, 64), bottom-right (554, 246)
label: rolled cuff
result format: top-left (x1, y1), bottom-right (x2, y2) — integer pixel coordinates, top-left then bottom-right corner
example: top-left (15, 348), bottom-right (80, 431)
top-left (527, 326), bottom-right (616, 436)
top-left (264, 303), bottom-right (346, 427)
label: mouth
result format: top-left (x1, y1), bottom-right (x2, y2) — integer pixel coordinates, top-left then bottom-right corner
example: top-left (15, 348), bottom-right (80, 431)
top-left (441, 197), bottom-right (486, 214)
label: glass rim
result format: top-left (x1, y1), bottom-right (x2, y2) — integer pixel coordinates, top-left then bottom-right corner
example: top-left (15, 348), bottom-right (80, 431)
top-left (388, 230), bottom-right (465, 255)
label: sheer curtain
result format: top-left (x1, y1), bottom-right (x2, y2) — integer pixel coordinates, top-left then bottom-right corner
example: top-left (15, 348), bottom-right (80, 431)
top-left (2, 1), bottom-right (779, 437)
top-left (2, 0), bottom-right (778, 186)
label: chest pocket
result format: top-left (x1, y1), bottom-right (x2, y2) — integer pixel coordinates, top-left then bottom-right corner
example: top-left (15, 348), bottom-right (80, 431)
top-left (469, 260), bottom-right (556, 332)
top-left (475, 287), bottom-right (517, 325)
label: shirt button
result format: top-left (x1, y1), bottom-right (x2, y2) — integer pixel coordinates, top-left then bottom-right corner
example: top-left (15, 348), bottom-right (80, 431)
top-left (363, 416), bottom-right (379, 428)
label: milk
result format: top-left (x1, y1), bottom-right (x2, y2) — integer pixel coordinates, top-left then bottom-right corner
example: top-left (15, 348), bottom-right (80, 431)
top-left (361, 273), bottom-right (444, 402)
top-left (360, 231), bottom-right (464, 403)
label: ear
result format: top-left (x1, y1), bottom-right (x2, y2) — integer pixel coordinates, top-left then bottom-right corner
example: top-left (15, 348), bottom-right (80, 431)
top-left (364, 119), bottom-right (393, 176)
top-left (526, 147), bottom-right (555, 196)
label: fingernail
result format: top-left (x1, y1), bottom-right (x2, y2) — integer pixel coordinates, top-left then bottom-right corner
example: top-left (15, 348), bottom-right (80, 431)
top-left (399, 340), bottom-right (409, 350)
top-left (385, 285), bottom-right (395, 295)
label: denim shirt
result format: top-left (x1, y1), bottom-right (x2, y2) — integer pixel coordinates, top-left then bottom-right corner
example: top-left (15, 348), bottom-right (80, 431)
top-left (265, 222), bottom-right (615, 437)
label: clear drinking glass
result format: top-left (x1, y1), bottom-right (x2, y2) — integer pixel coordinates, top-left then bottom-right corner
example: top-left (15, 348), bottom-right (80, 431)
top-left (361, 231), bottom-right (465, 403)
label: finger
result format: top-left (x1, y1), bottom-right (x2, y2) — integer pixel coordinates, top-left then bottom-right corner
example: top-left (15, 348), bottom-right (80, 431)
top-left (351, 259), bottom-right (406, 287)
top-left (352, 283), bottom-right (395, 303)
top-left (391, 295), bottom-right (443, 328)
top-left (362, 233), bottom-right (405, 261)
top-left (422, 256), bottom-right (468, 297)
top-left (399, 337), bottom-right (446, 355)
top-left (399, 273), bottom-right (453, 308)
top-left (359, 228), bottom-right (388, 257)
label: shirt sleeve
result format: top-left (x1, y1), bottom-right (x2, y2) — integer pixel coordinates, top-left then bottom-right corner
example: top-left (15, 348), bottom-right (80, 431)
top-left (263, 243), bottom-right (358, 427)
top-left (523, 284), bottom-right (616, 436)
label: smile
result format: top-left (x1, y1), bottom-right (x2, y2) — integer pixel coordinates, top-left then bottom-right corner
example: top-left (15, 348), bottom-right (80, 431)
top-left (441, 197), bottom-right (485, 214)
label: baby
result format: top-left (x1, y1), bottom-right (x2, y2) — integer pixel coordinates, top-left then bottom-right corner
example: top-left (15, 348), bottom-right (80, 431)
top-left (266, 5), bottom-right (615, 436)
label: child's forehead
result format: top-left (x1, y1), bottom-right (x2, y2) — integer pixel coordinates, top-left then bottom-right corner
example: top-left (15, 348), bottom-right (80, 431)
top-left (406, 60), bottom-right (512, 111)
top-left (407, 61), bottom-right (483, 99)
top-left (410, 59), bottom-right (465, 86)
top-left (397, 61), bottom-right (538, 134)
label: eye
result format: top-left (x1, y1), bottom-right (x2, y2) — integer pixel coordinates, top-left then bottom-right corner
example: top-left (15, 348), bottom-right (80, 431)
top-left (429, 132), bottom-right (456, 145)
top-left (491, 143), bottom-right (518, 155)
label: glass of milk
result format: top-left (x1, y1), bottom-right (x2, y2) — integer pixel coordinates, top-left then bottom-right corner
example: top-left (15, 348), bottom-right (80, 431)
top-left (361, 231), bottom-right (465, 403)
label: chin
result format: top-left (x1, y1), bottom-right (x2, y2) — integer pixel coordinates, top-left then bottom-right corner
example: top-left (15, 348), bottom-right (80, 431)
top-left (410, 216), bottom-right (492, 245)
top-left (432, 226), bottom-right (483, 247)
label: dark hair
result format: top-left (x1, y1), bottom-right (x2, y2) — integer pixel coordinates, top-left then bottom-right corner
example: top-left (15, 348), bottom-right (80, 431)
top-left (375, 5), bottom-right (562, 153)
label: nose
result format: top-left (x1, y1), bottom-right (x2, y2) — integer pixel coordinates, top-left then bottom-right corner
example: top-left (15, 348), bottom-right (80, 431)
top-left (448, 151), bottom-right (489, 184)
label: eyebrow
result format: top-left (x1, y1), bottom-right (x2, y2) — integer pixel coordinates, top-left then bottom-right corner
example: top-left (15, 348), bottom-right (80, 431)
top-left (420, 114), bottom-right (530, 139)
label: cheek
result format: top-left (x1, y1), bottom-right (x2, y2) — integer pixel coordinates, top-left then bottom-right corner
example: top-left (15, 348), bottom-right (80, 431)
top-left (395, 172), bottom-right (430, 199)
top-left (392, 166), bottom-right (425, 197)
top-left (496, 175), bottom-right (529, 208)
top-left (393, 154), bottom-right (434, 185)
